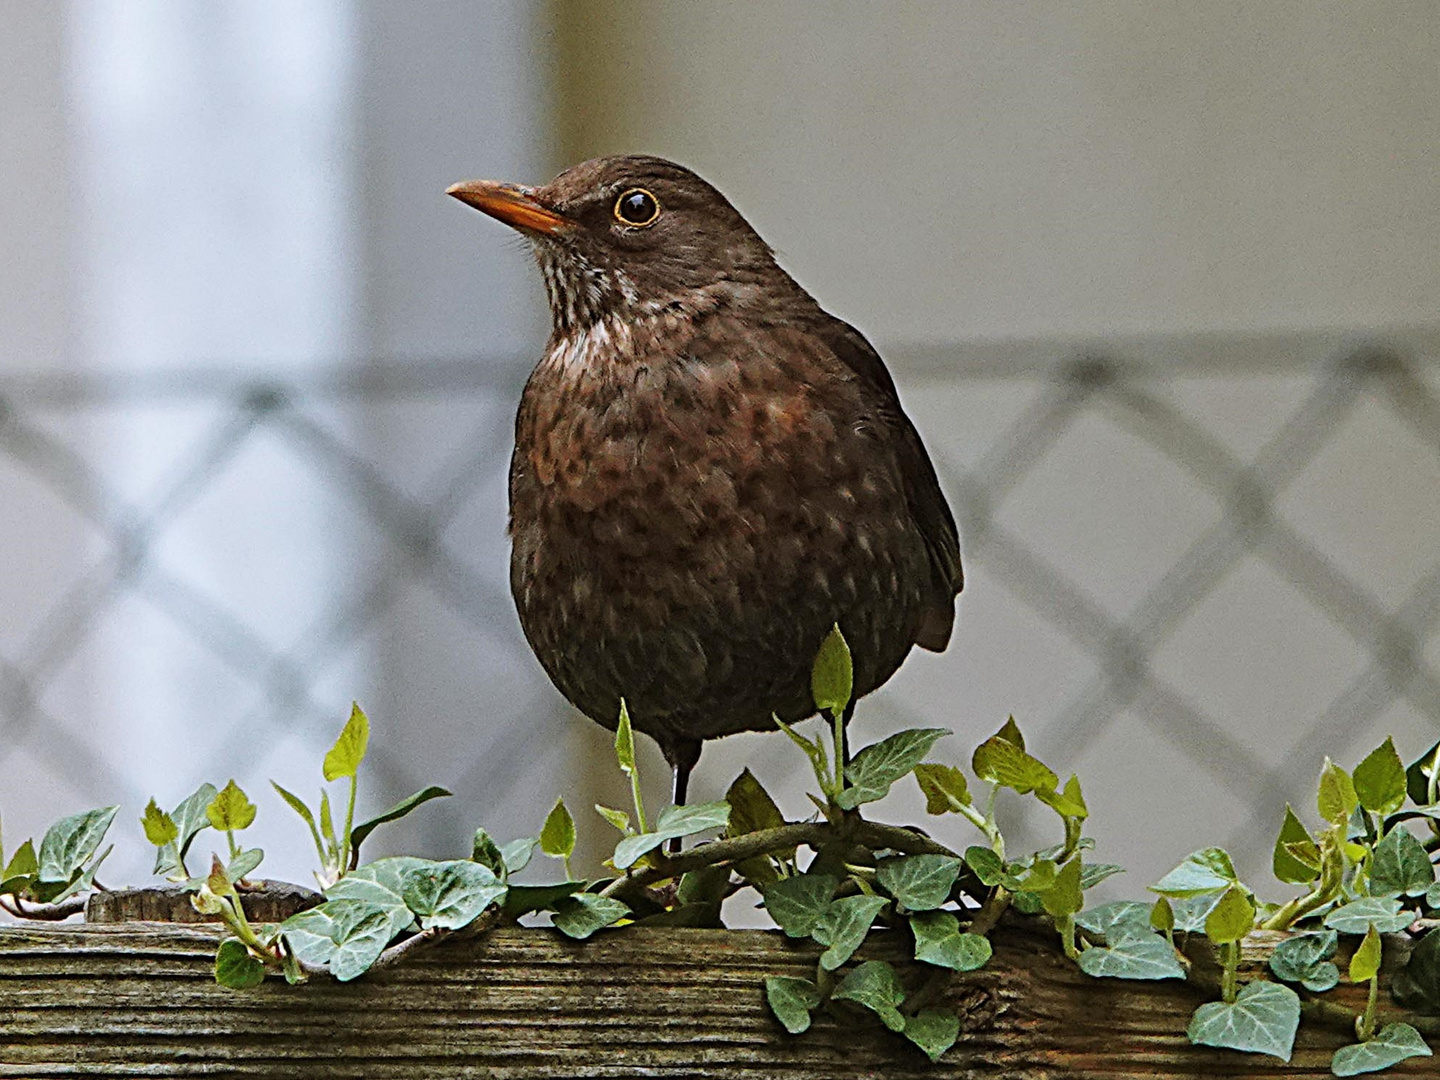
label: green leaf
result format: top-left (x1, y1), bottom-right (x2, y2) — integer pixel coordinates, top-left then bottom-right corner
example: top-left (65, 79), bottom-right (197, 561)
top-left (1273, 805), bottom-right (1320, 885)
top-left (226, 848), bottom-right (263, 882)
top-left (1076, 900), bottom-right (1154, 944)
top-left (1205, 886), bottom-right (1257, 944)
top-left (319, 788), bottom-right (335, 848)
top-left (279, 898), bottom-right (394, 981)
top-left (909, 910), bottom-right (992, 971)
top-left (37, 806), bottom-right (118, 884)
top-left (206, 780), bottom-right (257, 833)
top-left (765, 976), bottom-right (821, 1035)
top-left (1081, 863), bottom-right (1124, 890)
top-left (400, 860), bottom-right (506, 931)
top-left (810, 623), bottom-right (853, 716)
top-left (551, 893), bottom-right (629, 939)
top-left (1393, 929), bottom-right (1440, 1012)
top-left (1429, 881), bottom-right (1440, 911)
top-left (1078, 934), bottom-right (1186, 980)
top-left (877, 855), bottom-right (963, 912)
top-left (1324, 897), bottom-right (1412, 935)
top-left (502, 881), bottom-right (586, 919)
top-left (611, 800), bottom-right (731, 869)
top-left (1333, 1023), bottom-right (1433, 1076)
top-left (837, 727), bottom-right (952, 809)
top-left (971, 733), bottom-right (1058, 795)
top-left (761, 873), bottom-right (839, 938)
top-left (1318, 758), bottom-right (1360, 826)
top-left (326, 856), bottom-right (428, 937)
top-left (1186, 980), bottom-right (1300, 1061)
top-left (322, 702), bottom-right (370, 782)
top-left (914, 763), bottom-right (971, 814)
top-left (1, 837), bottom-right (37, 893)
top-left (1406, 741), bottom-right (1440, 807)
top-left (539, 798), bottom-right (576, 860)
top-left (964, 846), bottom-right (1004, 887)
top-left (214, 938), bottom-right (267, 990)
top-left (724, 768), bottom-right (785, 835)
top-left (171, 783), bottom-right (220, 859)
top-left (1150, 848), bottom-right (1238, 898)
top-left (501, 837), bottom-right (536, 876)
top-left (349, 786), bottom-right (451, 852)
top-left (904, 1008), bottom-right (960, 1062)
top-left (1150, 897), bottom-right (1175, 934)
top-left (1350, 923), bottom-right (1382, 983)
top-left (470, 829), bottom-right (506, 877)
top-left (141, 799), bottom-right (178, 847)
top-left (1042, 857), bottom-right (1084, 919)
top-left (615, 699), bottom-right (636, 776)
top-left (1269, 930), bottom-right (1340, 992)
top-left (832, 960), bottom-right (907, 1032)
top-left (1369, 826), bottom-right (1435, 898)
top-left (813, 894), bottom-right (888, 970)
top-left (995, 715), bottom-right (1026, 750)
top-left (1036, 774), bottom-right (1088, 820)
top-left (594, 804), bottom-right (631, 834)
top-left (1354, 737), bottom-right (1408, 816)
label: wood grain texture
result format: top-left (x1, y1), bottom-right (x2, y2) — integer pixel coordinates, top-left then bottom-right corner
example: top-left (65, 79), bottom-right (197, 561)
top-left (0, 921), bottom-right (1433, 1078)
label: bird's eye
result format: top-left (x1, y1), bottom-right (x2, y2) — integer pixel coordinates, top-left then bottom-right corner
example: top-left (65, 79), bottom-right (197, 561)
top-left (613, 188), bottom-right (661, 227)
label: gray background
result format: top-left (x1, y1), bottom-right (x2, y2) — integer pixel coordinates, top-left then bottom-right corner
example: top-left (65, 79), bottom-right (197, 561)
top-left (2, 0), bottom-right (1437, 903)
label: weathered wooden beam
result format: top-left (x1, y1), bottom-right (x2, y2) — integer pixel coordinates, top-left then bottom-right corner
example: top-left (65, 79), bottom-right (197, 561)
top-left (0, 920), bottom-right (1432, 1078)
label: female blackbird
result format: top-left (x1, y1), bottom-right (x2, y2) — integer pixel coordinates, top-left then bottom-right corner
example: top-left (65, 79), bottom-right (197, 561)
top-left (448, 156), bottom-right (961, 804)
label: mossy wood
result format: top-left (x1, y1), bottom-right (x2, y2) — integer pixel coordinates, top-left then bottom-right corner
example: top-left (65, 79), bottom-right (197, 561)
top-left (0, 921), bottom-right (1432, 1078)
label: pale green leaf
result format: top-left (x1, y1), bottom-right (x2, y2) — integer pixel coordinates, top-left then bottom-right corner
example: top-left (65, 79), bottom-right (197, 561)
top-left (615, 699), bottom-right (636, 775)
top-left (1350, 924), bottom-right (1382, 983)
top-left (141, 799), bottom-right (178, 848)
top-left (970, 734), bottom-right (1057, 795)
top-left (37, 806), bottom-right (118, 884)
top-left (724, 768), bottom-right (785, 835)
top-left (1076, 900), bottom-right (1154, 944)
top-left (1042, 857), bottom-right (1084, 919)
top-left (322, 702), bottom-right (370, 782)
top-left (1273, 804), bottom-right (1320, 885)
top-left (1150, 848), bottom-right (1238, 898)
top-left (1077, 934), bottom-right (1186, 980)
top-left (206, 780), bottom-right (257, 833)
top-left (1324, 897), bottom-right (1412, 935)
top-left (539, 798), bottom-right (576, 860)
top-left (1353, 737), bottom-right (1407, 816)
top-left (1205, 885), bottom-right (1257, 944)
top-left (810, 623), bottom-right (853, 716)
top-left (914, 763), bottom-right (971, 814)
top-left (1318, 758), bottom-right (1359, 826)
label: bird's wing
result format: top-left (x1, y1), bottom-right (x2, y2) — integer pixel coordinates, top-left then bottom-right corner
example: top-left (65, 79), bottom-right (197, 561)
top-left (815, 315), bottom-right (963, 650)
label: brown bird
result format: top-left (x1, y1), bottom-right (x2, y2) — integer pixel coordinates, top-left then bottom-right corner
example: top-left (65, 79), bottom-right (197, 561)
top-left (447, 155), bottom-right (961, 806)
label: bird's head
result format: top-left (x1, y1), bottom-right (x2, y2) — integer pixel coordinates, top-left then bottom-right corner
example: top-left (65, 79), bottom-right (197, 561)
top-left (447, 155), bottom-right (791, 333)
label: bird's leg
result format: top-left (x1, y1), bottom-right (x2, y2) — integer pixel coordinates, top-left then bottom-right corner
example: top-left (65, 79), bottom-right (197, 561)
top-left (665, 738), bottom-right (703, 855)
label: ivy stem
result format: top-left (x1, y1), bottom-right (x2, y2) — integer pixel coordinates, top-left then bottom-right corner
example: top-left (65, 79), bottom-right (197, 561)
top-left (341, 774), bottom-right (359, 875)
top-left (1358, 973), bottom-right (1380, 1041)
top-left (968, 885), bottom-right (1011, 937)
top-left (1220, 941), bottom-right (1239, 1003)
top-left (830, 709), bottom-right (846, 796)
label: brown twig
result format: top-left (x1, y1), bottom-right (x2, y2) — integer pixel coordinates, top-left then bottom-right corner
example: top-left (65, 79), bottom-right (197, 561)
top-left (0, 895), bottom-right (87, 921)
top-left (367, 905), bottom-right (501, 975)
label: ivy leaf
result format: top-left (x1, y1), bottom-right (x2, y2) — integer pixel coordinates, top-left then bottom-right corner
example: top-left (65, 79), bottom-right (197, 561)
top-left (832, 960), bottom-right (907, 1032)
top-left (1429, 881), bottom-right (1440, 911)
top-left (501, 837), bottom-right (537, 877)
top-left (1150, 848), bottom-right (1238, 898)
top-left (615, 699), bottom-right (637, 777)
top-left (1151, 897), bottom-right (1175, 934)
top-left (206, 780), bottom-right (257, 833)
top-left (1393, 928), bottom-right (1440, 1011)
top-left (141, 800), bottom-right (179, 848)
top-left (1076, 900), bottom-right (1154, 945)
top-left (837, 728), bottom-right (952, 810)
top-left (1081, 863), bottom-right (1124, 890)
top-left (400, 860), bottom-right (506, 931)
top-left (1406, 740), bottom-right (1440, 807)
top-left (1318, 758), bottom-right (1360, 826)
top-left (1205, 886), bottom-right (1256, 944)
top-left (1349, 924), bottom-right (1383, 983)
top-left (910, 910), bottom-right (992, 971)
top-left (1186, 980), bottom-right (1300, 1061)
top-left (1170, 891), bottom-right (1226, 932)
top-left (37, 806), bottom-right (118, 884)
top-left (611, 800), bottom-right (731, 869)
top-left (323, 702), bottom-right (370, 782)
top-left (761, 873), bottom-right (839, 938)
top-left (1, 838), bottom-right (37, 894)
top-left (226, 848), bottom-right (263, 883)
top-left (539, 798), bottom-right (576, 861)
top-left (280, 898), bottom-right (393, 981)
top-left (914, 763), bottom-right (971, 814)
top-left (764, 976), bottom-right (821, 1035)
top-left (1269, 930), bottom-right (1339, 992)
top-left (877, 855), bottom-right (963, 912)
top-left (1324, 897), bottom-right (1412, 935)
top-left (470, 830), bottom-right (507, 877)
top-left (551, 893), bottom-right (629, 939)
top-left (1331, 1024), bottom-right (1432, 1076)
top-left (724, 768), bottom-right (785, 835)
top-left (904, 1008), bottom-right (960, 1062)
top-left (1369, 826), bottom-right (1435, 898)
top-left (1353, 737), bottom-right (1408, 816)
top-left (995, 716), bottom-right (1026, 749)
top-left (349, 786), bottom-right (451, 853)
top-left (971, 732), bottom-right (1058, 796)
top-left (594, 804), bottom-right (631, 835)
top-left (502, 881), bottom-right (586, 919)
top-left (1036, 774), bottom-right (1088, 820)
top-left (326, 856), bottom-right (427, 937)
top-left (964, 846), bottom-right (1004, 887)
top-left (813, 894), bottom-right (888, 970)
top-left (1078, 934), bottom-right (1186, 980)
top-left (810, 623), bottom-right (853, 716)
top-left (214, 938), bottom-right (267, 990)
top-left (1042, 858), bottom-right (1085, 919)
top-left (1272, 805), bottom-right (1320, 885)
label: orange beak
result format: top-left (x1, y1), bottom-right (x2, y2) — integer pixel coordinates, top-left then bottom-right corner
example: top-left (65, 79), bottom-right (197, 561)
top-left (445, 180), bottom-right (574, 236)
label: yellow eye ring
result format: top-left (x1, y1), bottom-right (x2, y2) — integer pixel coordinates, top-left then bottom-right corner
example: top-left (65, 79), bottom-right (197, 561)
top-left (613, 188), bottom-right (661, 227)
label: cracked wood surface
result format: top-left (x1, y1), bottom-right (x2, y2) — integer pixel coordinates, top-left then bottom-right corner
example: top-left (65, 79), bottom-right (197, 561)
top-left (0, 921), bottom-right (1433, 1078)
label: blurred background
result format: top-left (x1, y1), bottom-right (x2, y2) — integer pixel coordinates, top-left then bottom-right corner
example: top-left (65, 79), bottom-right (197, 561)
top-left (2, 0), bottom-right (1437, 902)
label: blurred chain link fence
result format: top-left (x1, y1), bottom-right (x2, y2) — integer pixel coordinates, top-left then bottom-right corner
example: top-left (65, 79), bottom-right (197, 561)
top-left (1, 330), bottom-right (1437, 888)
